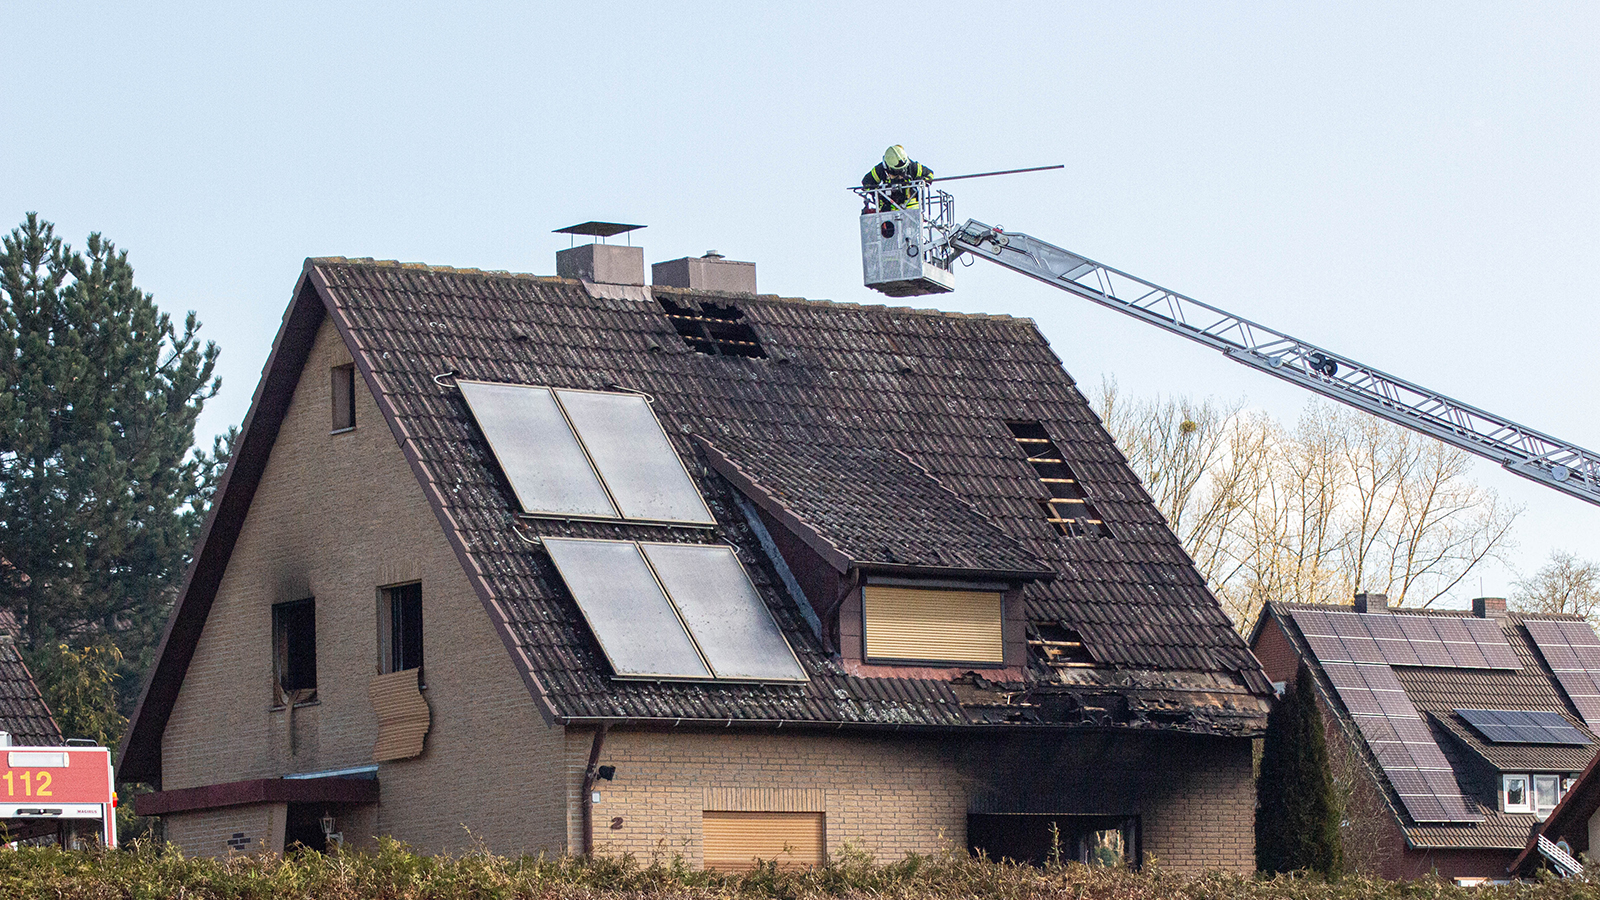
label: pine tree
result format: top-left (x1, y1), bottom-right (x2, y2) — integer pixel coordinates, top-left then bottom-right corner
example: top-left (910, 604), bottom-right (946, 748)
top-left (0, 214), bottom-right (226, 703)
top-left (1257, 662), bottom-right (1341, 874)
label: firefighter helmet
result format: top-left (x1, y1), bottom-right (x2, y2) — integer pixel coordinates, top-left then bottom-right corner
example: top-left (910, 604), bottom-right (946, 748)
top-left (883, 144), bottom-right (910, 171)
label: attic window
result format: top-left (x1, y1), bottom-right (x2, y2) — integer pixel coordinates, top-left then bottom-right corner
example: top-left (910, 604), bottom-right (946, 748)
top-left (1007, 421), bottom-right (1109, 538)
top-left (332, 364), bottom-right (356, 431)
top-left (1029, 622), bottom-right (1095, 668)
top-left (657, 297), bottom-right (766, 359)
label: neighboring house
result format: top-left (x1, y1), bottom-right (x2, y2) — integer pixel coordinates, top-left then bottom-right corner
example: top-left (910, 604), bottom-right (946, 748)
top-left (120, 242), bottom-right (1272, 869)
top-left (1512, 738), bottom-right (1600, 877)
top-left (1252, 594), bottom-right (1600, 882)
top-left (0, 608), bottom-right (61, 747)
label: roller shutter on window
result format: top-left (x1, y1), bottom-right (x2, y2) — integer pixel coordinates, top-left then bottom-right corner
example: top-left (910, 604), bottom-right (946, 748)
top-left (702, 811), bottom-right (824, 871)
top-left (862, 586), bottom-right (1004, 664)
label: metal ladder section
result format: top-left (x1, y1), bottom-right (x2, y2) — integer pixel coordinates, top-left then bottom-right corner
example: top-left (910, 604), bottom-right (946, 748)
top-left (942, 220), bottom-right (1600, 507)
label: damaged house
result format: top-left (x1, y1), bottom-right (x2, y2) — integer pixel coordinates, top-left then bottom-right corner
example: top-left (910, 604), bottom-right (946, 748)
top-left (119, 237), bottom-right (1272, 868)
top-left (1252, 594), bottom-right (1600, 882)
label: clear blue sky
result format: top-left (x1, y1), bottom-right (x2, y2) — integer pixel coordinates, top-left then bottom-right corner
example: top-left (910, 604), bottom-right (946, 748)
top-left (4, 2), bottom-right (1596, 603)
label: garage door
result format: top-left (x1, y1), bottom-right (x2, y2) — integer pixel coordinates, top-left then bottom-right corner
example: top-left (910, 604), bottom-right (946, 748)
top-left (702, 811), bottom-right (825, 871)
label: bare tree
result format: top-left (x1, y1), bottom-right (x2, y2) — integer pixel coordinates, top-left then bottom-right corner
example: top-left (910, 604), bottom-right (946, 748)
top-left (1513, 551), bottom-right (1600, 622)
top-left (1093, 385), bottom-right (1520, 630)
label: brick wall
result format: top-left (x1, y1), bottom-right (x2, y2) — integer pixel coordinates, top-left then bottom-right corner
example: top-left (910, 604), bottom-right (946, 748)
top-left (159, 317), bottom-right (567, 857)
top-left (568, 727), bottom-right (1254, 874)
top-left (164, 803), bottom-right (285, 857)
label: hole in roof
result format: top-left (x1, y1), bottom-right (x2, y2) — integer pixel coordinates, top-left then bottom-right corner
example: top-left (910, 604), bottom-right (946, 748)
top-left (1007, 422), bottom-right (1110, 538)
top-left (658, 297), bottom-right (767, 359)
top-left (1030, 622), bottom-right (1094, 667)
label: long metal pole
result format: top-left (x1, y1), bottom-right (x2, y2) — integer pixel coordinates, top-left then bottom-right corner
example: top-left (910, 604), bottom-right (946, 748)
top-left (931, 165), bottom-right (1064, 183)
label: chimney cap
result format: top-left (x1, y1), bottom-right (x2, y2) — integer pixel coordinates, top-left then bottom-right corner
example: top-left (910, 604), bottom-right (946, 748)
top-left (553, 221), bottom-right (646, 239)
top-left (701, 250), bottom-right (724, 259)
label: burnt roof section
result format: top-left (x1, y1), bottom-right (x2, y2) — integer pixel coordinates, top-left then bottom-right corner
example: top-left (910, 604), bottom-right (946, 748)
top-left (120, 257), bottom-right (1272, 781)
top-left (698, 434), bottom-right (1054, 581)
top-left (0, 609), bottom-right (62, 746)
top-left (1265, 602), bottom-right (1600, 850)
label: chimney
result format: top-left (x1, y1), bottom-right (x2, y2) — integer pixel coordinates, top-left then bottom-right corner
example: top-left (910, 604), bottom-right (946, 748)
top-left (1473, 596), bottom-right (1508, 618)
top-left (553, 222), bottom-right (646, 286)
top-left (652, 251), bottom-right (757, 294)
top-left (1354, 592), bottom-right (1388, 613)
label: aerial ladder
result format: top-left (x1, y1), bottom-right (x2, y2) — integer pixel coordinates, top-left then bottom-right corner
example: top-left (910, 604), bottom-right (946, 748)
top-left (853, 180), bottom-right (1600, 507)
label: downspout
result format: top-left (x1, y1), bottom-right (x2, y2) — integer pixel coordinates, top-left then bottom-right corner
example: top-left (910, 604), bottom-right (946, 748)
top-left (580, 724), bottom-right (609, 856)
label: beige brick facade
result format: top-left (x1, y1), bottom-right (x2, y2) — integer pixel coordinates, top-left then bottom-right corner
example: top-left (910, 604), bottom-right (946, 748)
top-left (160, 317), bottom-right (565, 857)
top-left (568, 727), bottom-right (1254, 873)
top-left (154, 314), bottom-right (1256, 873)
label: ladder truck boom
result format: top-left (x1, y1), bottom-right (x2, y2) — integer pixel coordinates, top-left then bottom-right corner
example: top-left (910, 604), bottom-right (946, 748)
top-left (854, 183), bottom-right (1600, 507)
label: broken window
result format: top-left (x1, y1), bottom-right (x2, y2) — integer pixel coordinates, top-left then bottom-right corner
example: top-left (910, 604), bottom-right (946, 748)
top-left (332, 364), bottom-right (356, 431)
top-left (657, 297), bottom-right (766, 358)
top-left (380, 583), bottom-right (423, 674)
top-left (272, 598), bottom-right (317, 700)
top-left (1007, 421), bottom-right (1109, 538)
top-left (1028, 622), bottom-right (1094, 668)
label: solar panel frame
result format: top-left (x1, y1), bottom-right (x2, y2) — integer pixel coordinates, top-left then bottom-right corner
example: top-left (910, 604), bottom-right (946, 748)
top-left (553, 388), bottom-right (716, 526)
top-left (456, 381), bottom-right (619, 519)
top-left (542, 538), bottom-right (712, 680)
top-left (640, 542), bottom-right (807, 683)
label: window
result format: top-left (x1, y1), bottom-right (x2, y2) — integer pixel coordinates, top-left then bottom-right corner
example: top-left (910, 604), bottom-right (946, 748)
top-left (1534, 774), bottom-right (1561, 816)
top-left (380, 583), bottom-right (423, 674)
top-left (272, 599), bottom-right (317, 700)
top-left (861, 585), bottom-right (1004, 665)
top-left (1006, 422), bottom-right (1108, 538)
top-left (1502, 773), bottom-right (1566, 814)
top-left (702, 811), bottom-right (823, 871)
top-left (332, 364), bottom-right (356, 431)
top-left (658, 297), bottom-right (766, 358)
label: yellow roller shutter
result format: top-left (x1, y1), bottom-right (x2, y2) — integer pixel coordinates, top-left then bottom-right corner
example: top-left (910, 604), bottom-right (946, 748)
top-left (862, 586), bottom-right (1004, 664)
top-left (702, 811), bottom-right (825, 871)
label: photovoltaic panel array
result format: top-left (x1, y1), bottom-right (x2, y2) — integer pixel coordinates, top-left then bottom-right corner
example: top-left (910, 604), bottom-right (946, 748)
top-left (1293, 609), bottom-right (1518, 670)
top-left (1454, 709), bottom-right (1592, 746)
top-left (544, 538), bottom-right (807, 683)
top-left (1296, 610), bottom-right (1483, 823)
top-left (457, 381), bottom-right (715, 525)
top-left (1523, 619), bottom-right (1600, 727)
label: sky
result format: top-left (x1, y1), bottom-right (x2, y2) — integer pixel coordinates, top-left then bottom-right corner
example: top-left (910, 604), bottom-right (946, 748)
top-left (4, 2), bottom-right (1596, 606)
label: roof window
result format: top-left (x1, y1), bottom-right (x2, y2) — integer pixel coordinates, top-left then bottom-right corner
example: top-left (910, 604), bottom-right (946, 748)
top-left (658, 297), bottom-right (766, 359)
top-left (1007, 422), bottom-right (1109, 538)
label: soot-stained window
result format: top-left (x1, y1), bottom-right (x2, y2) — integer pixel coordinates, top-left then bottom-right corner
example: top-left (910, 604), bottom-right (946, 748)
top-left (658, 297), bottom-right (766, 358)
top-left (1007, 421), bottom-right (1110, 538)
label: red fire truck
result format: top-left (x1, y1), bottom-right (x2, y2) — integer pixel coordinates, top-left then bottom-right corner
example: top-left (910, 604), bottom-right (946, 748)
top-left (0, 739), bottom-right (117, 848)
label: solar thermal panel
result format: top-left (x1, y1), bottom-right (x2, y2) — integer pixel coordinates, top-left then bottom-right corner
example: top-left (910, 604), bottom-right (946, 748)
top-left (640, 543), bottom-right (806, 682)
top-left (1453, 709), bottom-right (1590, 745)
top-left (543, 538), bottom-right (712, 680)
top-left (457, 381), bottom-right (617, 518)
top-left (554, 389), bottom-right (715, 525)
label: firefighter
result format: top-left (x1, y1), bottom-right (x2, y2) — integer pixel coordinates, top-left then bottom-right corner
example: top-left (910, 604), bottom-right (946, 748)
top-left (861, 144), bottom-right (933, 212)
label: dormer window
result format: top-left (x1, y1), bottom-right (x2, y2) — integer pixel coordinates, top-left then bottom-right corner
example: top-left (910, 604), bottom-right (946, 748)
top-left (1007, 422), bottom-right (1108, 538)
top-left (861, 584), bottom-right (1004, 665)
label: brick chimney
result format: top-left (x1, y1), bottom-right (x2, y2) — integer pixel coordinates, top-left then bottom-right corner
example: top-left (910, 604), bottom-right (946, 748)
top-left (1354, 592), bottom-right (1389, 613)
top-left (553, 222), bottom-right (646, 286)
top-left (652, 251), bottom-right (757, 294)
top-left (1473, 597), bottom-right (1508, 618)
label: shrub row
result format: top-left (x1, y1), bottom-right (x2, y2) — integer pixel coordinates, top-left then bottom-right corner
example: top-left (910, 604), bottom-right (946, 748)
top-left (0, 840), bottom-right (1592, 900)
